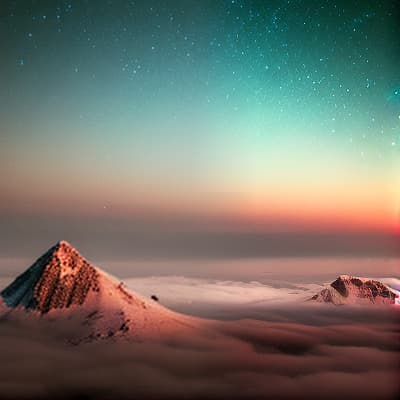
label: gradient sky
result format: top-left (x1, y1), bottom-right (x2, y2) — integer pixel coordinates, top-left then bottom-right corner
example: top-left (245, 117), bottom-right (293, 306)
top-left (1, 0), bottom-right (399, 260)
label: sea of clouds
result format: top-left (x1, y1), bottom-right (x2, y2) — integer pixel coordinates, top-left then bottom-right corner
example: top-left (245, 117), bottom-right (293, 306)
top-left (0, 273), bottom-right (399, 399)
top-left (0, 296), bottom-right (399, 400)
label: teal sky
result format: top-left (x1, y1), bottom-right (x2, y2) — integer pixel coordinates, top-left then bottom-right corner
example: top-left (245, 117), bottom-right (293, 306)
top-left (0, 0), bottom-right (399, 260)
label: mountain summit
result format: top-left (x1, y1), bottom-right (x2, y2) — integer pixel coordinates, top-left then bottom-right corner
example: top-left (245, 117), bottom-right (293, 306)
top-left (1, 240), bottom-right (100, 313)
top-left (0, 241), bottom-right (201, 343)
top-left (311, 274), bottom-right (398, 305)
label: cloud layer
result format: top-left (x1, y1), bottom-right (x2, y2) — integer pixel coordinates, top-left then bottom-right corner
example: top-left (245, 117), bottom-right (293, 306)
top-left (0, 303), bottom-right (398, 400)
top-left (123, 276), bottom-right (400, 320)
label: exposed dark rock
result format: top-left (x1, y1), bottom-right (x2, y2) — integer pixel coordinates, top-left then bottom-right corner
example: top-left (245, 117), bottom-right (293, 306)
top-left (319, 288), bottom-right (333, 302)
top-left (117, 282), bottom-right (134, 303)
top-left (119, 322), bottom-right (129, 332)
top-left (350, 278), bottom-right (363, 287)
top-left (331, 277), bottom-right (348, 297)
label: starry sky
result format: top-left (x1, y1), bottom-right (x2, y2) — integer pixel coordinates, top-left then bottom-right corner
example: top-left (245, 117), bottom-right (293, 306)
top-left (0, 0), bottom-right (399, 260)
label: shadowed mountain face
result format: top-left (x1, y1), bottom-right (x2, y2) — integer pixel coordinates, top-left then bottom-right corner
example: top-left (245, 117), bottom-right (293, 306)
top-left (311, 275), bottom-right (398, 305)
top-left (1, 241), bottom-right (100, 313)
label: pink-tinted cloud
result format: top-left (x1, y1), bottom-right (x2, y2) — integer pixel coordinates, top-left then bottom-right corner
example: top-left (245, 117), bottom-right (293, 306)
top-left (0, 305), bottom-right (398, 399)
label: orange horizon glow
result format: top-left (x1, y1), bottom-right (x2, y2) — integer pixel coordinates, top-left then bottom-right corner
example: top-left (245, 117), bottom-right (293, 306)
top-left (1, 156), bottom-right (398, 235)
top-left (1, 194), bottom-right (398, 235)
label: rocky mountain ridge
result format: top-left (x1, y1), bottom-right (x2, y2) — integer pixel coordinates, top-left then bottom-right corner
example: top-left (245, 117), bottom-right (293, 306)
top-left (311, 274), bottom-right (398, 305)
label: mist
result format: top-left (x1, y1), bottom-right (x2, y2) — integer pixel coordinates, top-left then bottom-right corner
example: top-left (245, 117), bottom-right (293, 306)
top-left (0, 213), bottom-right (398, 264)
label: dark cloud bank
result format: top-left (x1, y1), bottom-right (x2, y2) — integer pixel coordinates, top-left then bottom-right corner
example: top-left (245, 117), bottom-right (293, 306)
top-left (1, 213), bottom-right (398, 261)
top-left (0, 304), bottom-right (399, 400)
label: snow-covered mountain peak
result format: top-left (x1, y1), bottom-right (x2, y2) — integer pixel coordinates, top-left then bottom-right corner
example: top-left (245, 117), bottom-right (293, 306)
top-left (0, 241), bottom-right (203, 343)
top-left (55, 239), bottom-right (72, 248)
top-left (311, 275), bottom-right (398, 305)
top-left (1, 240), bottom-right (100, 314)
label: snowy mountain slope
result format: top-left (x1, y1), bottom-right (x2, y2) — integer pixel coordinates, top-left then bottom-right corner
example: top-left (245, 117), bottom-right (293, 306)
top-left (310, 274), bottom-right (399, 305)
top-left (0, 241), bottom-right (206, 343)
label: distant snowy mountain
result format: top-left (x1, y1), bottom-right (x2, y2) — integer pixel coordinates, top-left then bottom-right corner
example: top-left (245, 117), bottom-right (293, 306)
top-left (0, 241), bottom-right (203, 343)
top-left (310, 274), bottom-right (399, 305)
